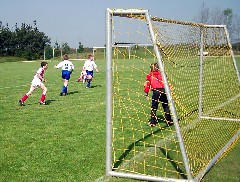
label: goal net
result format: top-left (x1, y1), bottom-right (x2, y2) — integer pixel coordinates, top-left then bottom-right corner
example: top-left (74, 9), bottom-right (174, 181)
top-left (106, 9), bottom-right (240, 182)
top-left (93, 45), bottom-right (131, 60)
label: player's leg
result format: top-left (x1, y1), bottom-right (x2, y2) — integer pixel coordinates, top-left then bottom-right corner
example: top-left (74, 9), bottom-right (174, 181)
top-left (160, 88), bottom-right (173, 125)
top-left (86, 71), bottom-right (93, 88)
top-left (149, 89), bottom-right (160, 126)
top-left (19, 85), bottom-right (36, 106)
top-left (63, 79), bottom-right (69, 94)
top-left (39, 83), bottom-right (48, 104)
top-left (60, 71), bottom-right (69, 95)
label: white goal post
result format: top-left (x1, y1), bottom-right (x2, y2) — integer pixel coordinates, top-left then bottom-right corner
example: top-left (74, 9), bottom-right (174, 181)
top-left (93, 45), bottom-right (131, 59)
top-left (106, 8), bottom-right (240, 182)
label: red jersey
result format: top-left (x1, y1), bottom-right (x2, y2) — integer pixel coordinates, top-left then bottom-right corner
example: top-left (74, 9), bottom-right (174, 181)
top-left (144, 71), bottom-right (164, 93)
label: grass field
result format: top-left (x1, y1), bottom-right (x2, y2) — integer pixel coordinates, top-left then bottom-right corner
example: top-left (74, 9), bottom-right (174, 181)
top-left (0, 57), bottom-right (239, 182)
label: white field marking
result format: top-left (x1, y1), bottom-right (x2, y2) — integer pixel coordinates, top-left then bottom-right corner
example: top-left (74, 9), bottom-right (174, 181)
top-left (22, 61), bottom-right (35, 62)
top-left (94, 176), bottom-right (111, 182)
top-left (201, 93), bottom-right (240, 119)
top-left (94, 93), bottom-right (240, 181)
top-left (0, 84), bottom-right (28, 90)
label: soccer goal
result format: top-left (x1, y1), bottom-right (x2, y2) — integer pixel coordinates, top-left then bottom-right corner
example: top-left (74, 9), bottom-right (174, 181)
top-left (105, 8), bottom-right (240, 182)
top-left (93, 45), bottom-right (131, 60)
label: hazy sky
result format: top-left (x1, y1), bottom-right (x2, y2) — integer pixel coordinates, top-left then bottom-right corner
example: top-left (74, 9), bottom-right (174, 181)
top-left (1, 0), bottom-right (239, 48)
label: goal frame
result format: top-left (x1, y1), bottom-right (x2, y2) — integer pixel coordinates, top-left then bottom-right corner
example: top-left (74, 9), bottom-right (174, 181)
top-left (106, 8), bottom-right (192, 182)
top-left (93, 45), bottom-right (131, 59)
top-left (105, 8), bottom-right (240, 182)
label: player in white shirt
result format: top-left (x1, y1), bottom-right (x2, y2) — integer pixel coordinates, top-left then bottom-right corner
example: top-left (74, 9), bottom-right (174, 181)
top-left (19, 61), bottom-right (48, 106)
top-left (54, 54), bottom-right (74, 96)
top-left (83, 54), bottom-right (99, 88)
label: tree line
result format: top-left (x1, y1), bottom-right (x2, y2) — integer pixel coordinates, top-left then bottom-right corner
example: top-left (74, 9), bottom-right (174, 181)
top-left (0, 20), bottom-right (84, 60)
top-left (194, 5), bottom-right (240, 44)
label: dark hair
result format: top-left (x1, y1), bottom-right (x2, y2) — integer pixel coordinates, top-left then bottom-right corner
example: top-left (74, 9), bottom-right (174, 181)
top-left (63, 54), bottom-right (69, 60)
top-left (41, 61), bottom-right (48, 67)
top-left (150, 63), bottom-right (159, 72)
top-left (88, 54), bottom-right (93, 59)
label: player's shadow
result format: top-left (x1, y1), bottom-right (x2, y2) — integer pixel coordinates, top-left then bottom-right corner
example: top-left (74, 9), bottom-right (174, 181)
top-left (113, 128), bottom-right (162, 170)
top-left (67, 91), bottom-right (79, 95)
top-left (158, 147), bottom-right (187, 178)
top-left (45, 99), bottom-right (56, 105)
top-left (113, 115), bottom-right (186, 178)
top-left (89, 85), bottom-right (102, 88)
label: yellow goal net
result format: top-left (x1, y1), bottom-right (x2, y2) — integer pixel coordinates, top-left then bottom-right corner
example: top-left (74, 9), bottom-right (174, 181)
top-left (105, 8), bottom-right (240, 182)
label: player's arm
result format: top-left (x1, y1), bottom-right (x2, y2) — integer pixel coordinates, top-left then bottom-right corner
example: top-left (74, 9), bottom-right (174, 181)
top-left (93, 62), bottom-right (99, 72)
top-left (36, 73), bottom-right (45, 82)
top-left (95, 67), bottom-right (99, 73)
top-left (144, 80), bottom-right (151, 96)
top-left (70, 64), bottom-right (74, 74)
top-left (54, 62), bottom-right (62, 69)
top-left (144, 74), bottom-right (152, 96)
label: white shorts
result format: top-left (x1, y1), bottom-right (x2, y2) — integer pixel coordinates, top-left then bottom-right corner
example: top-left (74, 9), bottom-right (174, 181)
top-left (31, 78), bottom-right (42, 88)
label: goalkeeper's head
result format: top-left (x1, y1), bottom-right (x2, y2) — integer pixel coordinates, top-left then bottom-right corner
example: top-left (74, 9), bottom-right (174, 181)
top-left (150, 63), bottom-right (159, 72)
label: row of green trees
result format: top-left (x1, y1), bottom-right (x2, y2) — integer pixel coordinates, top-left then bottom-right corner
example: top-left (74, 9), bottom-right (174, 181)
top-left (0, 20), bottom-right (85, 60)
top-left (0, 21), bottom-right (49, 60)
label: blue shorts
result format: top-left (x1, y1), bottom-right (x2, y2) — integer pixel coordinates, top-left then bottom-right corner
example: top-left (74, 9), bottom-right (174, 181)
top-left (86, 70), bottom-right (94, 77)
top-left (62, 70), bottom-right (71, 80)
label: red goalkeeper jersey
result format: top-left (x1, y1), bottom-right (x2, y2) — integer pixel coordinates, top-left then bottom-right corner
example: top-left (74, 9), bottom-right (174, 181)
top-left (144, 71), bottom-right (164, 93)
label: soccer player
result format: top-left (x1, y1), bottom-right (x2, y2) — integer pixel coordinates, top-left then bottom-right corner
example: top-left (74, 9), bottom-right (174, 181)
top-left (54, 54), bottom-right (74, 96)
top-left (19, 61), bottom-right (48, 106)
top-left (144, 63), bottom-right (173, 126)
top-left (83, 54), bottom-right (99, 88)
top-left (76, 66), bottom-right (87, 83)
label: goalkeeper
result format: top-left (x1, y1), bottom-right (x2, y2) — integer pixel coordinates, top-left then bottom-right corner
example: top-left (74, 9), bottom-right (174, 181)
top-left (144, 63), bottom-right (173, 126)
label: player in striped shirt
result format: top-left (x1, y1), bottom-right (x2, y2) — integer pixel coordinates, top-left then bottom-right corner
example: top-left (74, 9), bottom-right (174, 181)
top-left (54, 54), bottom-right (74, 96)
top-left (19, 61), bottom-right (48, 106)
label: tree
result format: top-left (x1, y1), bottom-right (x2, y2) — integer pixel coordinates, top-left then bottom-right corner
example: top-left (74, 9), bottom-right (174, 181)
top-left (233, 14), bottom-right (240, 43)
top-left (0, 20), bottom-right (50, 59)
top-left (52, 41), bottom-right (61, 58)
top-left (61, 42), bottom-right (70, 55)
top-left (194, 5), bottom-right (239, 43)
top-left (194, 2), bottom-right (209, 23)
top-left (210, 8), bottom-right (224, 24)
top-left (78, 41), bottom-right (84, 53)
top-left (0, 23), bottom-right (14, 56)
top-left (223, 8), bottom-right (234, 40)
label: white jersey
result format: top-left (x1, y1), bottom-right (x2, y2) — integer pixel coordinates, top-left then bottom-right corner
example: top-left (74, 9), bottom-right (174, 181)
top-left (83, 59), bottom-right (97, 71)
top-left (33, 67), bottom-right (45, 80)
top-left (31, 67), bottom-right (45, 87)
top-left (55, 60), bottom-right (74, 71)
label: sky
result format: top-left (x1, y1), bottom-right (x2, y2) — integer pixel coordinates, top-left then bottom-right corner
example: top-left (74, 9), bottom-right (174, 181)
top-left (1, 0), bottom-right (239, 48)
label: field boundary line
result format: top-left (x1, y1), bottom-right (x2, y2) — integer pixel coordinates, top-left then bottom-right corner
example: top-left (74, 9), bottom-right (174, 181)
top-left (0, 84), bottom-right (28, 90)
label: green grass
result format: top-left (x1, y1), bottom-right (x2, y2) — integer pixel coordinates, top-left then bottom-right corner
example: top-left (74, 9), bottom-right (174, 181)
top-left (0, 57), bottom-right (239, 182)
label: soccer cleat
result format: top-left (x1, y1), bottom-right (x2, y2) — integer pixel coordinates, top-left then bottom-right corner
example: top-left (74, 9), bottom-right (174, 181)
top-left (60, 92), bottom-right (67, 96)
top-left (19, 100), bottom-right (25, 106)
top-left (40, 101), bottom-right (46, 105)
top-left (85, 86), bottom-right (90, 89)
